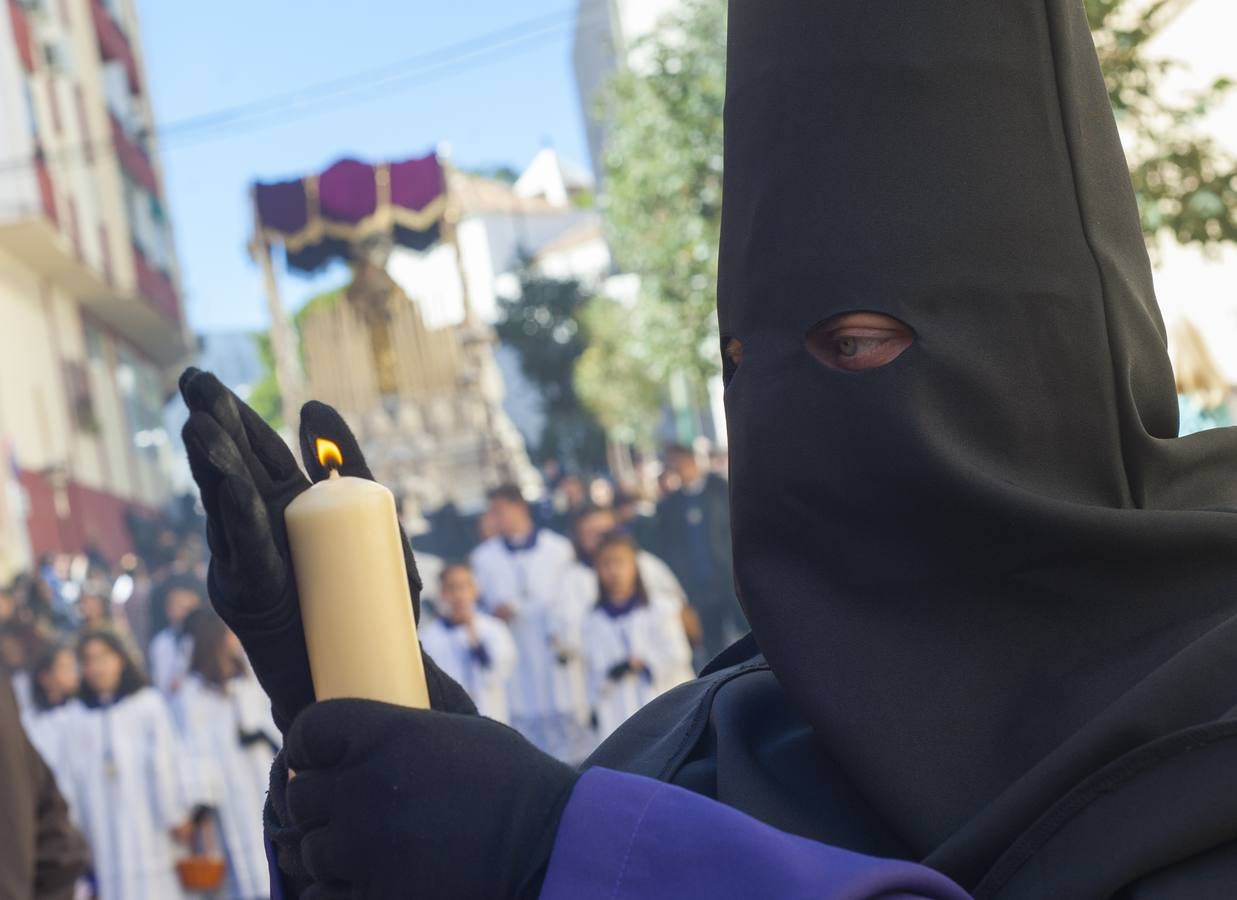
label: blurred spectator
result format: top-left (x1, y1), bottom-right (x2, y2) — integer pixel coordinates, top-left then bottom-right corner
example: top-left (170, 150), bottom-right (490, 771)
top-left (0, 583), bottom-right (16, 624)
top-left (569, 506), bottom-right (688, 610)
top-left (582, 533), bottom-right (693, 741)
top-left (0, 620), bottom-right (36, 713)
top-left (148, 576), bottom-right (206, 697)
top-left (22, 643), bottom-right (81, 790)
top-left (588, 476), bottom-right (615, 509)
top-left (76, 579), bottom-right (117, 632)
top-left (21, 569), bottom-right (60, 632)
top-left (174, 608), bottom-right (277, 900)
top-left (1170, 319), bottom-right (1233, 435)
top-left (413, 502), bottom-right (480, 561)
top-left (613, 489), bottom-right (659, 550)
top-left (470, 484), bottom-right (587, 762)
top-left (0, 675), bottom-right (90, 900)
top-left (421, 563), bottom-right (519, 723)
top-left (63, 629), bottom-right (191, 900)
top-left (546, 473), bottom-right (589, 536)
top-left (657, 444), bottom-right (746, 660)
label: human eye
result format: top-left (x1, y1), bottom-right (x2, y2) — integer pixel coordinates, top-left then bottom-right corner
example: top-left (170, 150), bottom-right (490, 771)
top-left (806, 313), bottom-right (914, 372)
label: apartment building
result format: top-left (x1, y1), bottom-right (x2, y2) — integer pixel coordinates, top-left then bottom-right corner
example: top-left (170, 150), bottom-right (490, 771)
top-left (0, 0), bottom-right (189, 577)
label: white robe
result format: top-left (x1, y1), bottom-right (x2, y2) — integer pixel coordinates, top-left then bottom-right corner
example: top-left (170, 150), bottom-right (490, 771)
top-left (9, 670), bottom-right (32, 714)
top-left (61, 687), bottom-right (190, 900)
top-left (21, 700), bottom-right (81, 795)
top-left (564, 551), bottom-right (696, 688)
top-left (470, 531), bottom-right (588, 760)
top-left (148, 627), bottom-right (192, 697)
top-left (582, 593), bottom-right (694, 741)
top-left (421, 614), bottom-right (518, 723)
top-left (174, 674), bottom-right (278, 900)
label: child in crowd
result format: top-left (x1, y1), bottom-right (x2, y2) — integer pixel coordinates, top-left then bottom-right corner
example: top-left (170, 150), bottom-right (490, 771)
top-left (148, 575), bottom-right (205, 696)
top-left (62, 629), bottom-right (191, 900)
top-left (582, 533), bottom-right (693, 741)
top-left (175, 608), bottom-right (278, 900)
top-left (21, 642), bottom-right (81, 788)
top-left (421, 563), bottom-right (518, 724)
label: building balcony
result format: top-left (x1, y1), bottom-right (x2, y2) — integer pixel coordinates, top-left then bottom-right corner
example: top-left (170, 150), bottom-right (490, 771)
top-left (78, 244), bottom-right (188, 367)
top-left (8, 0), bottom-right (35, 72)
top-left (0, 166), bottom-right (105, 299)
top-left (110, 113), bottom-right (158, 194)
top-left (131, 242), bottom-right (181, 325)
top-left (0, 169), bottom-right (187, 367)
top-left (90, 0), bottom-right (140, 93)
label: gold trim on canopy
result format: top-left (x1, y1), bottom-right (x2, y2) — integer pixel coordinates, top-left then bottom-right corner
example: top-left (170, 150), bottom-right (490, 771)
top-left (257, 193), bottom-right (450, 255)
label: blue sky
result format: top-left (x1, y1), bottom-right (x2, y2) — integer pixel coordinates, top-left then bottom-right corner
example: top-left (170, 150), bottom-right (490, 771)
top-left (135, 0), bottom-right (591, 334)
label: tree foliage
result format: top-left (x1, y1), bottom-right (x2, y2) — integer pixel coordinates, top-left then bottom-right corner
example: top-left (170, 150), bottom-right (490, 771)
top-left (495, 263), bottom-right (608, 469)
top-left (597, 0), bottom-right (726, 394)
top-left (575, 295), bottom-right (666, 449)
top-left (1087, 0), bottom-right (1237, 249)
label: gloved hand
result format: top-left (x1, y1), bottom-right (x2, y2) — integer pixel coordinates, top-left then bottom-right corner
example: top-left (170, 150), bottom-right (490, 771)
top-left (284, 699), bottom-right (579, 900)
top-left (180, 367), bottom-right (314, 733)
top-left (179, 369), bottom-right (475, 728)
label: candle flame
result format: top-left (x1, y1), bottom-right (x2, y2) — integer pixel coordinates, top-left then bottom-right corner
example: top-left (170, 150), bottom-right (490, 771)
top-left (316, 438), bottom-right (343, 471)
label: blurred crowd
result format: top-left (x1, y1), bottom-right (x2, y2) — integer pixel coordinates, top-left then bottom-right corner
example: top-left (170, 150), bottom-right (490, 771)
top-left (2, 510), bottom-right (277, 899)
top-left (1, 440), bottom-right (744, 898)
top-left (416, 442), bottom-right (745, 765)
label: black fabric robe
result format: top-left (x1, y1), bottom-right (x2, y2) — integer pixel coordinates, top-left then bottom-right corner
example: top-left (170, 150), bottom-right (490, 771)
top-left (590, 0), bottom-right (1237, 896)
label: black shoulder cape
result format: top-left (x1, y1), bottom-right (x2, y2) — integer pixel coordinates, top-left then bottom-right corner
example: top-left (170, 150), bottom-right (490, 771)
top-left (587, 637), bottom-right (1237, 898)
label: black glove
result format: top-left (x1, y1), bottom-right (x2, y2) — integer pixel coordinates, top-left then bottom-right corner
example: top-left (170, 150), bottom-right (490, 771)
top-left (180, 370), bottom-right (475, 728)
top-left (284, 699), bottom-right (579, 900)
top-left (180, 367), bottom-right (314, 733)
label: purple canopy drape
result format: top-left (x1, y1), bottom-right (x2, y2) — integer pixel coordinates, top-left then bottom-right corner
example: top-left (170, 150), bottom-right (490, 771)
top-left (253, 152), bottom-right (447, 273)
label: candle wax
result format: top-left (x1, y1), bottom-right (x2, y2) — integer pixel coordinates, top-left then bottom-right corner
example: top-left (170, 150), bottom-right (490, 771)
top-left (284, 472), bottom-right (429, 708)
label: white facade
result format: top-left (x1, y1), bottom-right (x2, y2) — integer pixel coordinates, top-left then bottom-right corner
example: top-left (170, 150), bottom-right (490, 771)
top-left (385, 160), bottom-right (611, 455)
top-left (0, 0), bottom-right (189, 578)
top-left (572, 0), bottom-right (685, 177)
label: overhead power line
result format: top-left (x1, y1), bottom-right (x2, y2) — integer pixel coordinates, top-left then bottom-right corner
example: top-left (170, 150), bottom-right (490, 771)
top-left (0, 0), bottom-right (612, 177)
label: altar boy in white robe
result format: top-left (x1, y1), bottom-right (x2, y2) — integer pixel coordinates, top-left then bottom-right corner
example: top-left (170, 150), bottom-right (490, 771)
top-left (565, 506), bottom-right (697, 688)
top-left (20, 642), bottom-right (81, 792)
top-left (469, 484), bottom-right (588, 762)
top-left (420, 563), bottom-right (518, 723)
top-left (174, 608), bottom-right (278, 900)
top-left (62, 629), bottom-right (191, 900)
top-left (583, 533), bottom-right (694, 742)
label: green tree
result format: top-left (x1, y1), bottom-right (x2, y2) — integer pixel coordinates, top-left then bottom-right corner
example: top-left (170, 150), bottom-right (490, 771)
top-left (247, 331), bottom-right (282, 426)
top-left (575, 295), bottom-right (665, 450)
top-left (495, 263), bottom-right (608, 469)
top-left (596, 0), bottom-right (726, 412)
top-left (1087, 0), bottom-right (1236, 249)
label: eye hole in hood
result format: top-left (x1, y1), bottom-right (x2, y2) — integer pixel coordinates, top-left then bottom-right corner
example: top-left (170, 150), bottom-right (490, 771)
top-left (805, 311), bottom-right (915, 372)
top-left (722, 336), bottom-right (744, 386)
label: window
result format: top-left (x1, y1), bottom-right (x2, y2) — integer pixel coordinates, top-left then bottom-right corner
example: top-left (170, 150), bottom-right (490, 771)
top-left (64, 361), bottom-right (98, 433)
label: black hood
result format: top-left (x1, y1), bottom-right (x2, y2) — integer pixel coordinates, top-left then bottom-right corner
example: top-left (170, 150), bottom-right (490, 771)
top-left (719, 0), bottom-right (1237, 887)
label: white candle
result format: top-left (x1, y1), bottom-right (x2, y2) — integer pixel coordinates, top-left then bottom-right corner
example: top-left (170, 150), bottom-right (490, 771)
top-left (284, 439), bottom-right (429, 708)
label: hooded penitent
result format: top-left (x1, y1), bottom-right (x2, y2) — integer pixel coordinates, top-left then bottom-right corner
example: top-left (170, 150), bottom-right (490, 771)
top-left (717, 0), bottom-right (1237, 894)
